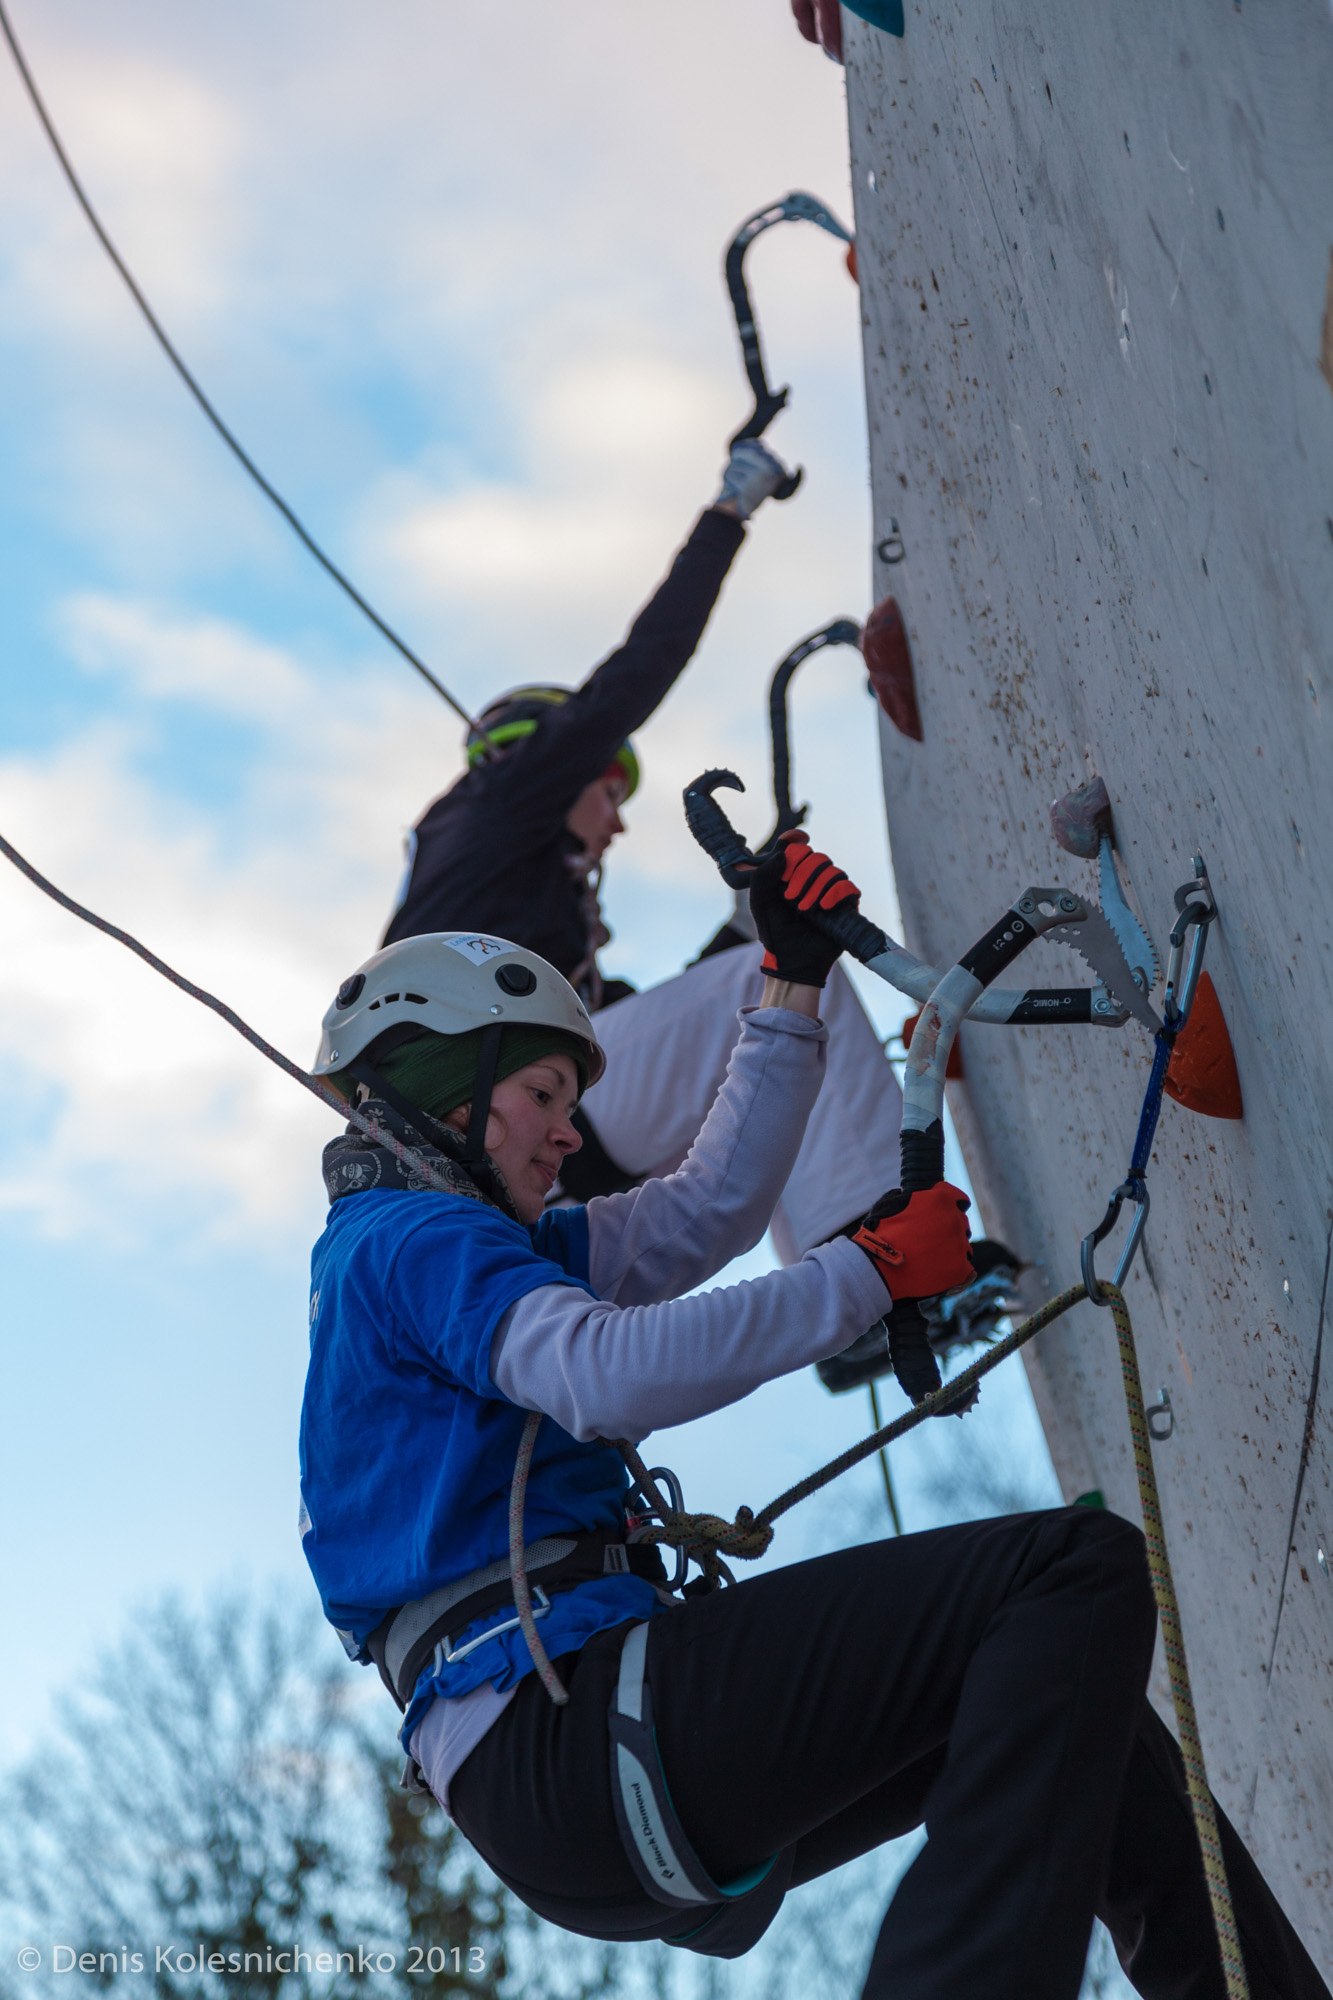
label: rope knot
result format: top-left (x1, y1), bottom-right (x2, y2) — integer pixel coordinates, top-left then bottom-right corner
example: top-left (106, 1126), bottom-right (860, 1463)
top-left (641, 1504), bottom-right (774, 1571)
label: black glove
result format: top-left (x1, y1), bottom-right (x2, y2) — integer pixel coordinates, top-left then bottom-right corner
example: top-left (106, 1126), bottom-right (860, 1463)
top-left (747, 830), bottom-right (861, 988)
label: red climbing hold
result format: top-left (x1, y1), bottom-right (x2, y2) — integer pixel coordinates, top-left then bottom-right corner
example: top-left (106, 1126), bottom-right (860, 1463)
top-left (1164, 973), bottom-right (1243, 1120)
top-left (846, 241), bottom-right (859, 285)
top-left (901, 1014), bottom-right (965, 1079)
top-left (862, 595), bottom-right (924, 742)
top-left (791, 0), bottom-right (844, 61)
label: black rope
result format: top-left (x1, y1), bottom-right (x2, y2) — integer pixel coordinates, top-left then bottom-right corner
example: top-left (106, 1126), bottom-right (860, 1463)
top-left (0, 827), bottom-right (459, 1194)
top-left (0, 0), bottom-right (490, 742)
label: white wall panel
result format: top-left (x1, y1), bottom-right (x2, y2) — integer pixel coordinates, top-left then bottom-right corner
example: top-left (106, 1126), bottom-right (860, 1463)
top-left (846, 0), bottom-right (1333, 1961)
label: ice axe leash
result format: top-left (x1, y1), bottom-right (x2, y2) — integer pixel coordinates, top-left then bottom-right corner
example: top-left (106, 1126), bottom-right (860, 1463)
top-left (724, 191), bottom-right (855, 489)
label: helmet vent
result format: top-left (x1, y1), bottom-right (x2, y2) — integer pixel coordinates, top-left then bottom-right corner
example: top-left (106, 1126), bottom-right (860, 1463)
top-left (496, 964), bottom-right (537, 996)
top-left (405, 992), bottom-right (428, 1004)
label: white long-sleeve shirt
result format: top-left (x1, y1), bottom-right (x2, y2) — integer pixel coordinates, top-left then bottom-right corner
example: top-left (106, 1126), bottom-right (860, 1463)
top-left (412, 1004), bottom-right (891, 1807)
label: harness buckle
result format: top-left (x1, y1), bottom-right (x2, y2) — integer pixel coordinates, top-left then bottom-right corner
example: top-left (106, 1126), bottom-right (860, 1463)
top-left (436, 1586), bottom-right (552, 1667)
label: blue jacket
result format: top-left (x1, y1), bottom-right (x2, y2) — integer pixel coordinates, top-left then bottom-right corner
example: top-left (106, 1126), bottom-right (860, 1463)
top-left (299, 1188), bottom-right (662, 1733)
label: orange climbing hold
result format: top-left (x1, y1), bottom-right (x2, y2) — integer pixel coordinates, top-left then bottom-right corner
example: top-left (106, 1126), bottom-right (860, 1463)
top-left (1164, 974), bottom-right (1243, 1120)
top-left (901, 1014), bottom-right (965, 1079)
top-left (862, 595), bottom-right (924, 741)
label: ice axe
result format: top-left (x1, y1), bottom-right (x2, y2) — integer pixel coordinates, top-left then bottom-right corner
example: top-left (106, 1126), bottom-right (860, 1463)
top-left (724, 191), bottom-right (855, 495)
top-left (765, 602), bottom-right (923, 843)
top-left (767, 619), bottom-right (863, 833)
top-left (1050, 775), bottom-right (1241, 1120)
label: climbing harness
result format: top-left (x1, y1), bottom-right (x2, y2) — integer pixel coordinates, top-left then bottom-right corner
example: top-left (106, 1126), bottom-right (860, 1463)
top-left (0, 0), bottom-right (493, 745)
top-left (608, 1619), bottom-right (796, 1956)
top-left (724, 191), bottom-right (854, 479)
top-left (0, 826), bottom-right (1248, 1992)
top-left (684, 767), bottom-right (1149, 1028)
top-left (367, 1531), bottom-right (667, 1710)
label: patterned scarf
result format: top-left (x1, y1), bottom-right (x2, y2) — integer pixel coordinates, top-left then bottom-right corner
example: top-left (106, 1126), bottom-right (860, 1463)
top-left (320, 1095), bottom-right (519, 1221)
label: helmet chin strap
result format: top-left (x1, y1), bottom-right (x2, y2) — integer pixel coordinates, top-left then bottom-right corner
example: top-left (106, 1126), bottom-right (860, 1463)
top-left (463, 1024), bottom-right (504, 1165)
top-left (343, 1022), bottom-right (507, 1186)
top-left (343, 1058), bottom-right (453, 1154)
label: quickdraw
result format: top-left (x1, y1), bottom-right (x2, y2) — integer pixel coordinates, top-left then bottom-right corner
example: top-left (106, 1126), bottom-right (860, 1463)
top-left (1081, 859), bottom-right (1218, 1307)
top-left (724, 191), bottom-right (855, 481)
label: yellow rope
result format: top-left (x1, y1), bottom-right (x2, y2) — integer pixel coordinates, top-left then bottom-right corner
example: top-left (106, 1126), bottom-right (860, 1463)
top-left (626, 1281), bottom-right (1250, 1994)
top-left (1099, 1283), bottom-right (1250, 2000)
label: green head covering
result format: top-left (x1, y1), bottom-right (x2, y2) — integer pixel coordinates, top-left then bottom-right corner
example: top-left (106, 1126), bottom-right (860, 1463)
top-left (372, 1023), bottom-right (590, 1124)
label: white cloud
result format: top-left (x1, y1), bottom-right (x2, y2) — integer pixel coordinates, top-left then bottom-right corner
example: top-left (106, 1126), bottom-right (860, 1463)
top-left (0, 0), bottom-right (888, 1252)
top-left (0, 37), bottom-right (243, 339)
top-left (60, 593), bottom-right (314, 725)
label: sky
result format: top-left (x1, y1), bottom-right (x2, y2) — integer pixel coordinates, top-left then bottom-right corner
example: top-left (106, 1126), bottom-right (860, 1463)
top-left (0, 0), bottom-right (1060, 1766)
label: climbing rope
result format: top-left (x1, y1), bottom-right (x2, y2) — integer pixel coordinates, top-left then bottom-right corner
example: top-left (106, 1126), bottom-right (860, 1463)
top-left (508, 1411), bottom-right (572, 1706)
top-left (0, 829), bottom-right (1247, 1993)
top-left (1101, 1280), bottom-right (1249, 2000)
top-left (617, 1284), bottom-right (1082, 1578)
top-left (0, 0), bottom-right (492, 746)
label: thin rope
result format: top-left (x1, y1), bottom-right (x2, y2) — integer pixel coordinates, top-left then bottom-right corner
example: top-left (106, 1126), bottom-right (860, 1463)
top-left (0, 0), bottom-right (493, 745)
top-left (0, 829), bottom-right (458, 1196)
top-left (867, 1377), bottom-right (903, 1535)
top-left (508, 1413), bottom-right (569, 1705)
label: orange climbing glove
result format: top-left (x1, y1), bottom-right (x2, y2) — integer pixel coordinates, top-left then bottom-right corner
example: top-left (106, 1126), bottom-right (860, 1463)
top-left (852, 1183), bottom-right (975, 1302)
top-left (748, 829), bottom-right (862, 988)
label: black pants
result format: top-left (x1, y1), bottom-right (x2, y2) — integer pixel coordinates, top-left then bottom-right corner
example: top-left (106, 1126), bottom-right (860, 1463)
top-left (451, 1509), bottom-right (1328, 2000)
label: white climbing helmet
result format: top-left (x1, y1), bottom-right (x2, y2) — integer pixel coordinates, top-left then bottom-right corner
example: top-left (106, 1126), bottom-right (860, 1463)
top-left (313, 932), bottom-right (606, 1086)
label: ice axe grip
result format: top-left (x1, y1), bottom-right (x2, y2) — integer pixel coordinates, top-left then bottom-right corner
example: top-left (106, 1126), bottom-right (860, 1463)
top-left (682, 770), bottom-right (756, 887)
top-left (682, 770), bottom-right (893, 960)
top-left (888, 1125), bottom-right (960, 1407)
top-left (899, 1120), bottom-right (945, 1195)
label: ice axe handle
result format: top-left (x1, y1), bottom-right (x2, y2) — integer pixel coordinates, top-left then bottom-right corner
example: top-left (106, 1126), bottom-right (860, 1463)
top-left (682, 770), bottom-right (757, 888)
top-left (899, 1120), bottom-right (945, 1195)
top-left (888, 1126), bottom-right (951, 1406)
top-left (724, 416), bottom-right (804, 501)
top-left (683, 770), bottom-right (893, 958)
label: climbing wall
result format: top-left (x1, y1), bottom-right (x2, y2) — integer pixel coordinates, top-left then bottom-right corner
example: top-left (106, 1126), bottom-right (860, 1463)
top-left (845, 0), bottom-right (1333, 1963)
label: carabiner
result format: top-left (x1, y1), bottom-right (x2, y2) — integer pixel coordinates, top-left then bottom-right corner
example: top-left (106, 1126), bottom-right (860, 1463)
top-left (1164, 855), bottom-right (1217, 1027)
top-left (626, 1463), bottom-right (691, 1592)
top-left (1080, 1179), bottom-right (1150, 1307)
